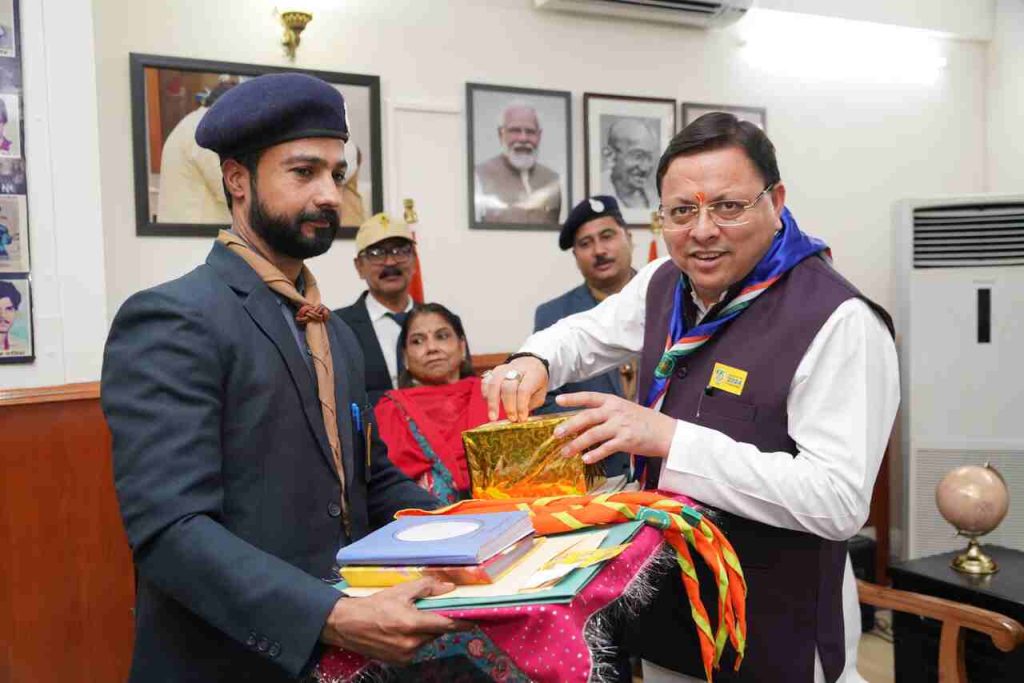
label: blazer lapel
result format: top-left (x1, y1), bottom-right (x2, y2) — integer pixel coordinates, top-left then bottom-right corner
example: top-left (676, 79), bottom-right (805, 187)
top-left (348, 293), bottom-right (392, 389)
top-left (207, 243), bottom-right (338, 477)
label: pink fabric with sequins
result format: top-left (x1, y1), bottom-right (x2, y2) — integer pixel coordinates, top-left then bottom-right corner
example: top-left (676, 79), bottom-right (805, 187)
top-left (317, 526), bottom-right (664, 683)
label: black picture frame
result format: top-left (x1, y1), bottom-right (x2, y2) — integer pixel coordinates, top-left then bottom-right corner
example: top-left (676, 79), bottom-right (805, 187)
top-left (0, 274), bottom-right (34, 364)
top-left (129, 53), bottom-right (383, 238)
top-left (466, 82), bottom-right (572, 232)
top-left (681, 102), bottom-right (767, 132)
top-left (583, 92), bottom-right (676, 228)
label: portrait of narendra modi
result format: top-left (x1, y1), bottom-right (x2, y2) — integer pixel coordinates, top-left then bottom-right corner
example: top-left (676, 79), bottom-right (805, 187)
top-left (467, 83), bottom-right (572, 231)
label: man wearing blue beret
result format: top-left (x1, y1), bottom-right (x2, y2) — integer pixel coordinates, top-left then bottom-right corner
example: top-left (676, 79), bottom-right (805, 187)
top-left (533, 195), bottom-right (637, 479)
top-left (102, 73), bottom-right (463, 682)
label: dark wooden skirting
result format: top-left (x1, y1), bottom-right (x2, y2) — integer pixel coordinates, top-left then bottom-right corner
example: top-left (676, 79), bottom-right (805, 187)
top-left (0, 382), bottom-right (134, 682)
top-left (471, 352), bottom-right (509, 375)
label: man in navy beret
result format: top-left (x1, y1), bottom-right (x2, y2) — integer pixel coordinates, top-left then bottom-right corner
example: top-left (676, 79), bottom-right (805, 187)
top-left (103, 72), bottom-right (461, 682)
top-left (532, 195), bottom-right (637, 478)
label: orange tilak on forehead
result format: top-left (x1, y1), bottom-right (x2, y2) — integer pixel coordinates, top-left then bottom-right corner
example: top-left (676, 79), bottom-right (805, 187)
top-left (695, 191), bottom-right (706, 205)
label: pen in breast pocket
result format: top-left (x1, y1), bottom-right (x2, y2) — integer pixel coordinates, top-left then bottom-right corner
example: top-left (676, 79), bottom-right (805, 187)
top-left (350, 402), bottom-right (362, 433)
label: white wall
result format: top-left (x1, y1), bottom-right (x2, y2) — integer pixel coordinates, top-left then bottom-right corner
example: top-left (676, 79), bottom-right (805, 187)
top-left (93, 0), bottom-right (988, 354)
top-left (3, 0), bottom-right (107, 389)
top-left (987, 0), bottom-right (1024, 193)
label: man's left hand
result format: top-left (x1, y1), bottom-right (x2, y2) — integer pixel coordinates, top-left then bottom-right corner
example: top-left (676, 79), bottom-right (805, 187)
top-left (553, 392), bottom-right (677, 464)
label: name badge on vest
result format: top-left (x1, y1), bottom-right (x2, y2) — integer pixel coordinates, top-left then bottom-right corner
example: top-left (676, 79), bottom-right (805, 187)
top-left (709, 362), bottom-right (748, 396)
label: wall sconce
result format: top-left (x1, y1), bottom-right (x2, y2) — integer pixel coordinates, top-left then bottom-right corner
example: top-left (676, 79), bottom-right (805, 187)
top-left (280, 10), bottom-right (313, 61)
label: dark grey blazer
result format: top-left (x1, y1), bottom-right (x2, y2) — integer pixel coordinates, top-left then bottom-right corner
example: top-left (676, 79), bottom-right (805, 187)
top-left (534, 283), bottom-right (630, 476)
top-left (335, 291), bottom-right (392, 406)
top-left (101, 243), bottom-right (435, 682)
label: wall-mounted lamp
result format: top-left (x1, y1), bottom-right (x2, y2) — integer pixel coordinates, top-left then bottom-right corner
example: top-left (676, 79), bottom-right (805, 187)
top-left (281, 10), bottom-right (313, 61)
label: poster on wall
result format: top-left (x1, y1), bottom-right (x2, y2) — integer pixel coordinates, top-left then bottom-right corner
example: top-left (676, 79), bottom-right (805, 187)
top-left (0, 0), bottom-right (16, 59)
top-left (0, 275), bottom-right (32, 363)
top-left (681, 102), bottom-right (767, 131)
top-left (0, 0), bottom-right (29, 365)
top-left (466, 82), bottom-right (572, 232)
top-left (0, 194), bottom-right (27, 271)
top-left (129, 53), bottom-right (383, 238)
top-left (583, 93), bottom-right (676, 227)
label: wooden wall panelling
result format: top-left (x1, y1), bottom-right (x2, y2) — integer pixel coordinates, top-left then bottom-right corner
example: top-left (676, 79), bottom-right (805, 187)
top-left (0, 383), bottom-right (134, 683)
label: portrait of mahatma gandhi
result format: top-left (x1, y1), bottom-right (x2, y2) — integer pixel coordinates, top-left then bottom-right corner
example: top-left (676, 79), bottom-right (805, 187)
top-left (584, 93), bottom-right (675, 226)
top-left (467, 83), bottom-right (571, 230)
top-left (601, 115), bottom-right (659, 211)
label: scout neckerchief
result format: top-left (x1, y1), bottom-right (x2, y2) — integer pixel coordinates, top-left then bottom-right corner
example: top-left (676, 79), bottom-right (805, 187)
top-left (398, 491), bottom-right (748, 682)
top-left (217, 230), bottom-right (350, 534)
top-left (634, 208), bottom-right (828, 485)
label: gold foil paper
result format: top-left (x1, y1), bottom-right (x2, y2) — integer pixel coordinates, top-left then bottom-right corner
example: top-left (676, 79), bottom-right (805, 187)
top-left (462, 412), bottom-right (605, 499)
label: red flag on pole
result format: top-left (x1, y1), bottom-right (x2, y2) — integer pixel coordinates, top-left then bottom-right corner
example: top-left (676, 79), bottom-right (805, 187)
top-left (649, 210), bottom-right (663, 263)
top-left (404, 198), bottom-right (425, 303)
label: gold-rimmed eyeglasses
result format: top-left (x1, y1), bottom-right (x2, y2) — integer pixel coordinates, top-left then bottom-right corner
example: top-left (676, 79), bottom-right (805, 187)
top-left (659, 183), bottom-right (776, 231)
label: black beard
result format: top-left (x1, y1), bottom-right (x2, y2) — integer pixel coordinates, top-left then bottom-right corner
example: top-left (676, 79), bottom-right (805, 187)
top-left (248, 191), bottom-right (339, 260)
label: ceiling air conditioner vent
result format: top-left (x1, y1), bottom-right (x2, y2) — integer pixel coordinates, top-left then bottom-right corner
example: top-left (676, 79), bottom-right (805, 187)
top-left (534, 0), bottom-right (754, 29)
top-left (912, 203), bottom-right (1024, 269)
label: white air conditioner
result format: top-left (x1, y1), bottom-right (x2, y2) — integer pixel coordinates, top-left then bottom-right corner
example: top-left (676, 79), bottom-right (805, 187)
top-left (893, 194), bottom-right (1024, 561)
top-left (534, 0), bottom-right (754, 29)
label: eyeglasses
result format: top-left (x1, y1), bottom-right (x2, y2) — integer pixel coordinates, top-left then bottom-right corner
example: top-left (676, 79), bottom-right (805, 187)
top-left (361, 243), bottom-right (414, 264)
top-left (659, 183), bottom-right (776, 231)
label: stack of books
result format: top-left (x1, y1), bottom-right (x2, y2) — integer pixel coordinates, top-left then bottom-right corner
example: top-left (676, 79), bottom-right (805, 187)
top-left (335, 511), bottom-right (536, 588)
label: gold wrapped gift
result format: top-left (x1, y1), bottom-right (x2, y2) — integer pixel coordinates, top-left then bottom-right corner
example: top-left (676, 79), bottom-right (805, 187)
top-left (462, 412), bottom-right (605, 499)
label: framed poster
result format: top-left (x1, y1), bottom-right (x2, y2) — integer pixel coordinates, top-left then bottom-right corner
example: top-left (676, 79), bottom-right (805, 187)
top-left (467, 82), bottom-right (571, 231)
top-left (0, 275), bottom-right (32, 363)
top-left (584, 92), bottom-right (675, 227)
top-left (129, 53), bottom-right (383, 238)
top-left (681, 102), bottom-right (767, 131)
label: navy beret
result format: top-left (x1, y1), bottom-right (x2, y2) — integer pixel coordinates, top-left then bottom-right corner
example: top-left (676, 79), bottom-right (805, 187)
top-left (559, 195), bottom-right (625, 250)
top-left (195, 73), bottom-right (349, 158)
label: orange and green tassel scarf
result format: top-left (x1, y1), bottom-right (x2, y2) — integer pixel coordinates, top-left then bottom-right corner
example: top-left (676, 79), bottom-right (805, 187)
top-left (398, 490), bottom-right (748, 681)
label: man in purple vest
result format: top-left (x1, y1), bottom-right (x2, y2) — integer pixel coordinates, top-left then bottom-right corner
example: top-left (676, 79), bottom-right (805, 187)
top-left (482, 113), bottom-right (899, 682)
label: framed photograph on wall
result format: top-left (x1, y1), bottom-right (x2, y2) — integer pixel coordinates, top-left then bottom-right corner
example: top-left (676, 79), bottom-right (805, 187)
top-left (129, 53), bottom-right (383, 238)
top-left (467, 82), bottom-right (571, 231)
top-left (681, 102), bottom-right (766, 131)
top-left (0, 194), bottom-right (27, 272)
top-left (0, 275), bottom-right (33, 363)
top-left (584, 93), bottom-right (675, 227)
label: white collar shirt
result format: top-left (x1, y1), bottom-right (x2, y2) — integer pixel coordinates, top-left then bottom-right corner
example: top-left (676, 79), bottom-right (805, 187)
top-left (363, 293), bottom-right (414, 388)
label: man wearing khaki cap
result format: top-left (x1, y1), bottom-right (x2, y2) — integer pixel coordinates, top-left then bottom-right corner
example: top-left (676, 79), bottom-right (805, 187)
top-left (336, 212), bottom-right (418, 404)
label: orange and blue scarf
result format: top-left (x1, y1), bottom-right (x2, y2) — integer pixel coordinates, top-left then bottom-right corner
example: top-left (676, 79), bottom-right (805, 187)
top-left (635, 208), bottom-right (828, 484)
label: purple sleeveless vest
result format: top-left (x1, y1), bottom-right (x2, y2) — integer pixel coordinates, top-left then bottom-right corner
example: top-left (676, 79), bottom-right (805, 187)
top-left (624, 255), bottom-right (891, 682)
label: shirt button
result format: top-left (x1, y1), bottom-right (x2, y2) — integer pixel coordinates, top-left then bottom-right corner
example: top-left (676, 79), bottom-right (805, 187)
top-left (269, 642), bottom-right (281, 658)
top-left (674, 365), bottom-right (688, 380)
top-left (328, 502), bottom-right (341, 518)
top-left (246, 632), bottom-right (257, 648)
top-left (257, 637), bottom-right (269, 652)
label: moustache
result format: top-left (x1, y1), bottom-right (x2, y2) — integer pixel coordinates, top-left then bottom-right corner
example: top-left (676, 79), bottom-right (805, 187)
top-left (297, 208), bottom-right (340, 229)
top-left (379, 266), bottom-right (403, 278)
top-left (593, 256), bottom-right (616, 268)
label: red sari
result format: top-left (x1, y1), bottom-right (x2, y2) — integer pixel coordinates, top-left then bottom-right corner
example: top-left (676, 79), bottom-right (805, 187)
top-left (374, 376), bottom-right (502, 497)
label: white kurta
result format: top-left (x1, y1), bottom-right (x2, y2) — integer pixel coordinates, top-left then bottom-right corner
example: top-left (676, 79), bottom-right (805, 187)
top-left (521, 256), bottom-right (900, 683)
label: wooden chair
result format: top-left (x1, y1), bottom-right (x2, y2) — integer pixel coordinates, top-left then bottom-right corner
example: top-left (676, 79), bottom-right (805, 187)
top-left (857, 579), bottom-right (1024, 682)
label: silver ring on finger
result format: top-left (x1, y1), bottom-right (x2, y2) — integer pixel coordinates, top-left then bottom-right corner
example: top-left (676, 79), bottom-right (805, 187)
top-left (504, 369), bottom-right (523, 382)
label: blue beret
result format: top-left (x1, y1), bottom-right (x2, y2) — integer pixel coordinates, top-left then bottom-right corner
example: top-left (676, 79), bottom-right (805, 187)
top-left (195, 73), bottom-right (349, 158)
top-left (559, 195), bottom-right (625, 250)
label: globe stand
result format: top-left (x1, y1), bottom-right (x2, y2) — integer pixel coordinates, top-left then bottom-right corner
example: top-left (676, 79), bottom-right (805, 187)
top-left (951, 535), bottom-right (999, 575)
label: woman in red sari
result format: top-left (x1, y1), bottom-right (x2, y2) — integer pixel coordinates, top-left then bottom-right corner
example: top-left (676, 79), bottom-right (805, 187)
top-left (374, 303), bottom-right (502, 503)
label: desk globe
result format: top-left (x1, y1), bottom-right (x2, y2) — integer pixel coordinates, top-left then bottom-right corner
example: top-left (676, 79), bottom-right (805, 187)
top-left (935, 463), bottom-right (1010, 575)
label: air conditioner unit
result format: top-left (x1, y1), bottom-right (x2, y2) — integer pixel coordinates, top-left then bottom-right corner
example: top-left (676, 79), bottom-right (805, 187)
top-left (534, 0), bottom-right (754, 29)
top-left (893, 194), bottom-right (1024, 561)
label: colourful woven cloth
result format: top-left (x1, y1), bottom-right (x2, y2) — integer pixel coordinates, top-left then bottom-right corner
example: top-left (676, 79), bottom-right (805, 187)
top-left (317, 492), bottom-right (747, 682)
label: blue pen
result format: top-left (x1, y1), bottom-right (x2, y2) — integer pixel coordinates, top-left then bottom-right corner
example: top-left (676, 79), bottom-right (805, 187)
top-left (350, 402), bottom-right (362, 433)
